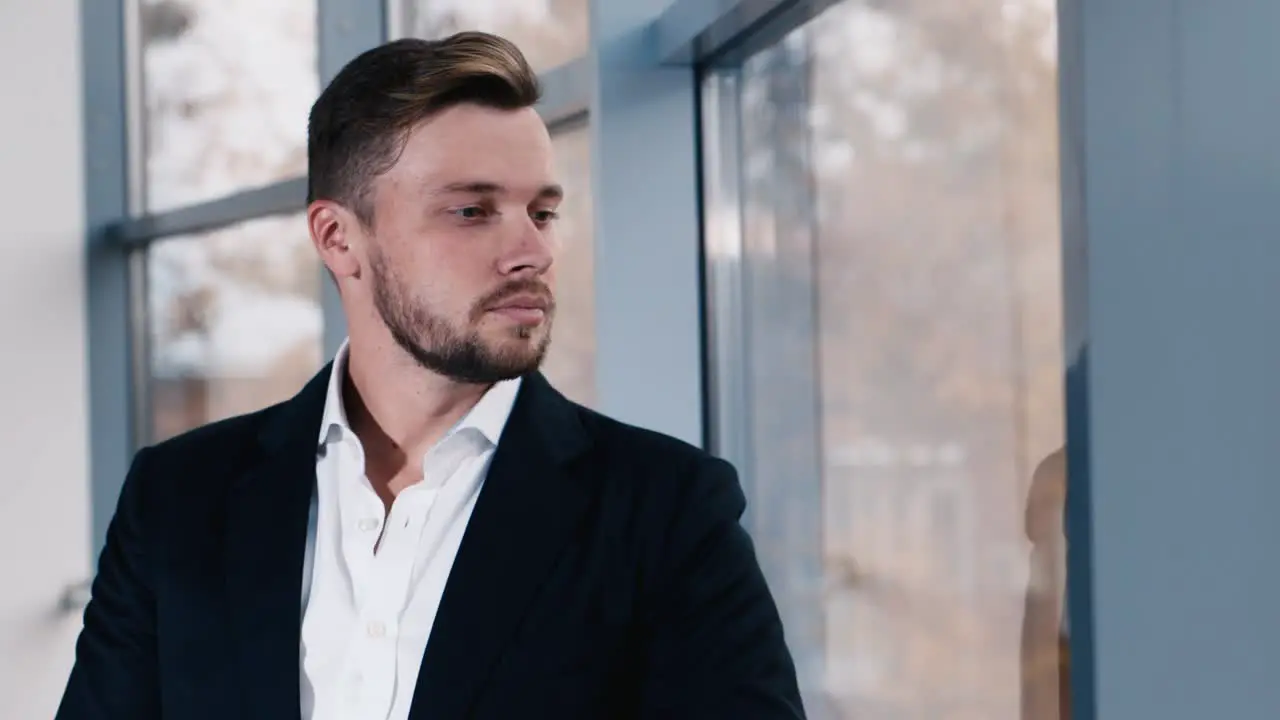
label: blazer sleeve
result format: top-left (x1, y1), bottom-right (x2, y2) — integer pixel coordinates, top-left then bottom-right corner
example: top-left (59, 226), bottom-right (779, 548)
top-left (57, 448), bottom-right (161, 720)
top-left (638, 456), bottom-right (806, 719)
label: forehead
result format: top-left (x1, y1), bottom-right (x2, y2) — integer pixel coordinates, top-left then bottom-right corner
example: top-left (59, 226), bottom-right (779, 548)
top-left (387, 103), bottom-right (555, 191)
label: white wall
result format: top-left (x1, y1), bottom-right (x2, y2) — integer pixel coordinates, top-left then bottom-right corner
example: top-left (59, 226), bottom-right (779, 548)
top-left (0, 0), bottom-right (90, 717)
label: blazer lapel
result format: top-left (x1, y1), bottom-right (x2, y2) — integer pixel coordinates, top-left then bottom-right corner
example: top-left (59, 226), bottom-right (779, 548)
top-left (224, 364), bottom-right (331, 720)
top-left (407, 372), bottom-right (592, 719)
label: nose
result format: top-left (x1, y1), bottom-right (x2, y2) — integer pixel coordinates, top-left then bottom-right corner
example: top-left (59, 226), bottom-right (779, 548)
top-left (497, 214), bottom-right (555, 276)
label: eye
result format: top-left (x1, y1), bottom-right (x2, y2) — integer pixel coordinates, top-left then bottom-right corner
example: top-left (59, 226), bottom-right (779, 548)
top-left (531, 209), bottom-right (560, 225)
top-left (451, 206), bottom-right (489, 220)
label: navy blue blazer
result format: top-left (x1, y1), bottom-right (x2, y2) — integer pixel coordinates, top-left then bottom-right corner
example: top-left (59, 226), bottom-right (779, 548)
top-left (56, 367), bottom-right (805, 719)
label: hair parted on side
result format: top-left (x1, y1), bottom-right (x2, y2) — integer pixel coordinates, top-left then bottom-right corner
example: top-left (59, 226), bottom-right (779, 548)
top-left (306, 32), bottom-right (541, 226)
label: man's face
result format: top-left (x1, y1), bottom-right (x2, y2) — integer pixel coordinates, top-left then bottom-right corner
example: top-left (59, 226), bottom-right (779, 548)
top-left (354, 103), bottom-right (561, 384)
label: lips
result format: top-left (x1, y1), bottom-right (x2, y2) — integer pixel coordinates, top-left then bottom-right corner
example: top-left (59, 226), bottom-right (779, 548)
top-left (487, 293), bottom-right (551, 325)
top-left (488, 293), bottom-right (550, 312)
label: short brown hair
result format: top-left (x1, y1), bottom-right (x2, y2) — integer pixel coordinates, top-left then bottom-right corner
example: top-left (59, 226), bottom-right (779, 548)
top-left (306, 32), bottom-right (541, 226)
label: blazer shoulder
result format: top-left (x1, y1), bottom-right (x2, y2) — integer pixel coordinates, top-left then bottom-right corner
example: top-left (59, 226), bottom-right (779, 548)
top-left (572, 406), bottom-right (744, 517)
top-left (136, 400), bottom-right (284, 481)
top-left (102, 402), bottom-right (291, 561)
top-left (577, 406), bottom-right (719, 474)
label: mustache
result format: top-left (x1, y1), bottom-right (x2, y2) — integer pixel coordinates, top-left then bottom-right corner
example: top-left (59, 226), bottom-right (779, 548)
top-left (477, 279), bottom-right (555, 311)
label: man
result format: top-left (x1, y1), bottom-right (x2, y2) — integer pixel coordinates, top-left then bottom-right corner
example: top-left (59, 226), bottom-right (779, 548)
top-left (57, 32), bottom-right (803, 720)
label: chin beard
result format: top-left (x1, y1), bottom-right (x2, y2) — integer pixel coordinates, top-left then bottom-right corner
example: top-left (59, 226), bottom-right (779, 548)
top-left (384, 315), bottom-right (551, 385)
top-left (368, 248), bottom-right (552, 384)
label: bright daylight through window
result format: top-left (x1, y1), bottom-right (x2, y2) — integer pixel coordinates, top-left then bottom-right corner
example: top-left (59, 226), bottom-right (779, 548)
top-left (702, 1), bottom-right (1068, 717)
top-left (399, 0), bottom-right (589, 72)
top-left (140, 0), bottom-right (323, 443)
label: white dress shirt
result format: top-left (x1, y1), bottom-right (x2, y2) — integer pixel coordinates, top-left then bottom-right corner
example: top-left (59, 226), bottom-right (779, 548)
top-left (299, 342), bottom-right (521, 720)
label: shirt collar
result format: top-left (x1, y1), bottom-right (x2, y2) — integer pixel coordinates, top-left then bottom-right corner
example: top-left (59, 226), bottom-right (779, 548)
top-left (318, 339), bottom-right (522, 450)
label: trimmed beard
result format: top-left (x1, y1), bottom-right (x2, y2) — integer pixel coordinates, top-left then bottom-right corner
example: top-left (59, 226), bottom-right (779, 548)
top-left (368, 245), bottom-right (552, 384)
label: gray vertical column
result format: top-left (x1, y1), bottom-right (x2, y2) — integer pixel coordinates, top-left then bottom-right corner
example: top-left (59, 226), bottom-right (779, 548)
top-left (1061, 0), bottom-right (1280, 718)
top-left (590, 0), bottom-right (705, 446)
top-left (82, 0), bottom-right (133, 558)
top-left (316, 0), bottom-right (386, 356)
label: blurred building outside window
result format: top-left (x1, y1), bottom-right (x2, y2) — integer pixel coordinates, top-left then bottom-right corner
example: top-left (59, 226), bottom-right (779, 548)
top-left (703, 1), bottom-right (1068, 717)
top-left (398, 0), bottom-right (589, 73)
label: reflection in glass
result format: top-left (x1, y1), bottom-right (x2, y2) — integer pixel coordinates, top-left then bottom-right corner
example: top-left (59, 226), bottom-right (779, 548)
top-left (146, 213), bottom-right (323, 443)
top-left (702, 1), bottom-right (1066, 718)
top-left (141, 0), bottom-right (318, 211)
top-left (539, 122), bottom-right (597, 406)
top-left (400, 0), bottom-right (589, 73)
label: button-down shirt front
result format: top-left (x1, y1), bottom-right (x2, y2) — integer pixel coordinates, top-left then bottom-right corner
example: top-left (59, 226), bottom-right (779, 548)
top-left (299, 342), bottom-right (520, 720)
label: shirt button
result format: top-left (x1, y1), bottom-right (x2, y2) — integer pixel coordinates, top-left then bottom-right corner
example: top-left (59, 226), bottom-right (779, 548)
top-left (366, 621), bottom-right (386, 638)
top-left (357, 518), bottom-right (379, 532)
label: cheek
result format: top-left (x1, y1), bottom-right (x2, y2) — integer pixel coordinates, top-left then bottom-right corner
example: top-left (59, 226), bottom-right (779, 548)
top-left (415, 267), bottom-right (490, 323)
top-left (383, 223), bottom-right (509, 318)
top-left (379, 232), bottom-right (460, 294)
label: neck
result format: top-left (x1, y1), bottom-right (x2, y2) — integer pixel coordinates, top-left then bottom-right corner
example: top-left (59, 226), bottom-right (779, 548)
top-left (342, 333), bottom-right (490, 463)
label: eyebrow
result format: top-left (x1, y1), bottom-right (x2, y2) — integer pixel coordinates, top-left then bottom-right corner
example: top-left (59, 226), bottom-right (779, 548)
top-left (434, 181), bottom-right (564, 201)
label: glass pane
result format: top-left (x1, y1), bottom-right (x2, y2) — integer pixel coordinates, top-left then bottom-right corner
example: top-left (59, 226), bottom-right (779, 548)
top-left (141, 0), bottom-right (318, 211)
top-left (703, 1), bottom-right (1066, 718)
top-left (539, 122), bottom-right (596, 406)
top-left (400, 0), bottom-right (589, 73)
top-left (146, 213), bottom-right (324, 443)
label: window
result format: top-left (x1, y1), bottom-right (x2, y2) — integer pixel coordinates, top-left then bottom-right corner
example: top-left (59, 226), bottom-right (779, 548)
top-left (146, 213), bottom-right (323, 443)
top-left (141, 0), bottom-right (318, 211)
top-left (702, 0), bottom-right (1066, 717)
top-left (539, 121), bottom-right (597, 406)
top-left (398, 0), bottom-right (589, 73)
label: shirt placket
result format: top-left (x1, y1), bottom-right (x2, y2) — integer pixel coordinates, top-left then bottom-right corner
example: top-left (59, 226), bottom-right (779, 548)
top-left (335, 436), bottom-right (397, 714)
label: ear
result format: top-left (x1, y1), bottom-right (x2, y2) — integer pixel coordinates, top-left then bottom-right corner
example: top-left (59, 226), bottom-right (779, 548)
top-left (308, 199), bottom-right (362, 281)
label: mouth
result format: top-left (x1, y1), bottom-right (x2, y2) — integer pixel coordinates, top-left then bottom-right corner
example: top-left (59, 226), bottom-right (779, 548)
top-left (486, 294), bottom-right (551, 326)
